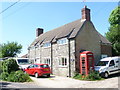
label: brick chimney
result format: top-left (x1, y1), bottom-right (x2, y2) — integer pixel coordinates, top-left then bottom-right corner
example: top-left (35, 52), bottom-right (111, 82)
top-left (81, 6), bottom-right (91, 21)
top-left (36, 28), bottom-right (43, 37)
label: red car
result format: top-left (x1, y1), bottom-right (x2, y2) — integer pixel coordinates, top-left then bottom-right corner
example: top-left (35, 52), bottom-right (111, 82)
top-left (24, 64), bottom-right (51, 78)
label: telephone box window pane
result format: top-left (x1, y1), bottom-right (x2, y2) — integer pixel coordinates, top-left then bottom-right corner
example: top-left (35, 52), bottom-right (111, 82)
top-left (82, 57), bottom-right (85, 60)
top-left (88, 57), bottom-right (92, 60)
top-left (62, 58), bottom-right (64, 66)
top-left (65, 58), bottom-right (67, 65)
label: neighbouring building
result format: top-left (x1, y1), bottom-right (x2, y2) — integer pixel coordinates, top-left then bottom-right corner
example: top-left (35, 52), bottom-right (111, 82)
top-left (28, 6), bottom-right (112, 77)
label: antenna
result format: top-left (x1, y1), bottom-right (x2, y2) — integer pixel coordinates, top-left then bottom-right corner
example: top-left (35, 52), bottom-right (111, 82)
top-left (82, 0), bottom-right (86, 7)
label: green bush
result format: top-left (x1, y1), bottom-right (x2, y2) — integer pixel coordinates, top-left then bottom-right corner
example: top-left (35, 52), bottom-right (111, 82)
top-left (86, 71), bottom-right (103, 81)
top-left (0, 61), bottom-right (3, 74)
top-left (7, 71), bottom-right (16, 82)
top-left (0, 72), bottom-right (9, 80)
top-left (0, 59), bottom-right (32, 82)
top-left (73, 71), bottom-right (103, 81)
top-left (2, 58), bottom-right (19, 73)
top-left (7, 70), bottom-right (32, 82)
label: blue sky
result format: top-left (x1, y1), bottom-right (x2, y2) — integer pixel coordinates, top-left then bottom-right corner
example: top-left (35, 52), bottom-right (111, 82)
top-left (0, 2), bottom-right (118, 57)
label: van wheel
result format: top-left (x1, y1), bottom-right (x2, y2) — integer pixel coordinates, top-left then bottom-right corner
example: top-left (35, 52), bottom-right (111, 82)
top-left (104, 72), bottom-right (109, 78)
top-left (35, 73), bottom-right (39, 78)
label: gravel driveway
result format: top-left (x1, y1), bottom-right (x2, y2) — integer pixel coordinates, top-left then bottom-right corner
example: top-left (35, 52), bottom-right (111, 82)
top-left (30, 73), bottom-right (119, 88)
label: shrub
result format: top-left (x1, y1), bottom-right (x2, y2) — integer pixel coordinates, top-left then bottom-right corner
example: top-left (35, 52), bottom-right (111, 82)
top-left (7, 71), bottom-right (16, 82)
top-left (7, 70), bottom-right (32, 82)
top-left (0, 72), bottom-right (9, 80)
top-left (0, 59), bottom-right (32, 82)
top-left (86, 71), bottom-right (103, 81)
top-left (0, 61), bottom-right (3, 74)
top-left (2, 58), bottom-right (19, 73)
top-left (73, 71), bottom-right (103, 81)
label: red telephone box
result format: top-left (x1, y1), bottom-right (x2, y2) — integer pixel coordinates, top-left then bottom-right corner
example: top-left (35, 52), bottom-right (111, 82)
top-left (80, 51), bottom-right (94, 76)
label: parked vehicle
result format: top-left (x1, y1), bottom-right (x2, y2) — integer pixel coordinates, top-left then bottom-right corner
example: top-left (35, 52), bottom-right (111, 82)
top-left (24, 64), bottom-right (51, 78)
top-left (14, 58), bottom-right (31, 70)
top-left (95, 56), bottom-right (120, 78)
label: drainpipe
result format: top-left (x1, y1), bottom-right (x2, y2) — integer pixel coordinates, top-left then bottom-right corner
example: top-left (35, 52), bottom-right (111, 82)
top-left (51, 43), bottom-right (53, 74)
top-left (35, 46), bottom-right (36, 63)
top-left (68, 39), bottom-right (71, 77)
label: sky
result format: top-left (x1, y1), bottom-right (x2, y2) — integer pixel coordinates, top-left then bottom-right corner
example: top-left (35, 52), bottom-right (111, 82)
top-left (0, 1), bottom-right (119, 57)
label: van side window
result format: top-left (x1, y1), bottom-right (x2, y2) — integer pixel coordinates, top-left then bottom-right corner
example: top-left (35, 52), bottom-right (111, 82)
top-left (109, 60), bottom-right (115, 66)
top-left (116, 61), bottom-right (119, 63)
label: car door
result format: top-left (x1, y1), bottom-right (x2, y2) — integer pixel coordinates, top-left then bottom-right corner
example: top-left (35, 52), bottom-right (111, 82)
top-left (108, 60), bottom-right (117, 74)
top-left (26, 64), bottom-right (34, 75)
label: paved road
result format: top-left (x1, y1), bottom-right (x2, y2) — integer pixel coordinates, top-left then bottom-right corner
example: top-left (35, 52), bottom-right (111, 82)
top-left (0, 73), bottom-right (119, 89)
top-left (0, 81), bottom-right (45, 88)
top-left (30, 73), bottom-right (120, 88)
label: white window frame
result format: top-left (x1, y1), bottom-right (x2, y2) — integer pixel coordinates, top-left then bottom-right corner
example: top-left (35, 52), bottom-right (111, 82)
top-left (57, 38), bottom-right (68, 45)
top-left (43, 42), bottom-right (51, 48)
top-left (101, 54), bottom-right (108, 59)
top-left (44, 58), bottom-right (51, 66)
top-left (59, 57), bottom-right (68, 67)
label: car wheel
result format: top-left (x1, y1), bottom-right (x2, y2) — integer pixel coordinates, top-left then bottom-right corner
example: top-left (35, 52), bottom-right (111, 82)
top-left (35, 73), bottom-right (39, 78)
top-left (104, 72), bottom-right (109, 78)
top-left (47, 74), bottom-right (50, 77)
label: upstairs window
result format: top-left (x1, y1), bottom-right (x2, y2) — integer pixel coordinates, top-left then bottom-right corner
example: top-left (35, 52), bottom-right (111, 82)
top-left (43, 42), bottom-right (51, 47)
top-left (57, 38), bottom-right (68, 45)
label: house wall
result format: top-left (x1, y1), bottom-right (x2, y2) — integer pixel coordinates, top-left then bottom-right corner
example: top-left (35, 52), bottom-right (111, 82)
top-left (40, 46), bottom-right (51, 64)
top-left (29, 47), bottom-right (36, 63)
top-left (28, 40), bottom-right (75, 77)
top-left (52, 41), bottom-right (69, 77)
top-left (101, 44), bottom-right (112, 57)
top-left (75, 21), bottom-right (101, 72)
top-left (52, 39), bottom-right (75, 77)
top-left (69, 40), bottom-right (76, 77)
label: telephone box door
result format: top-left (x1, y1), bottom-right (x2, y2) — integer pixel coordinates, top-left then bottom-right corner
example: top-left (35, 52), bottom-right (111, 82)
top-left (80, 51), bottom-right (94, 75)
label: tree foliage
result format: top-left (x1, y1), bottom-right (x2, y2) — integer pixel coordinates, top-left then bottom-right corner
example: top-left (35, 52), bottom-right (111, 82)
top-left (2, 59), bottom-right (19, 74)
top-left (0, 41), bottom-right (22, 58)
top-left (106, 6), bottom-right (120, 56)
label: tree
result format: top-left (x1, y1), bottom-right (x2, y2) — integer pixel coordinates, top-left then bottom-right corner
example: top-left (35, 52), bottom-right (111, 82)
top-left (0, 42), bottom-right (22, 58)
top-left (106, 6), bottom-right (120, 56)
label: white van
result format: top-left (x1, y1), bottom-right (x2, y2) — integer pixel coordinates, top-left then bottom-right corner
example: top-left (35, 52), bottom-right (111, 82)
top-left (14, 58), bottom-right (31, 70)
top-left (95, 56), bottom-right (120, 78)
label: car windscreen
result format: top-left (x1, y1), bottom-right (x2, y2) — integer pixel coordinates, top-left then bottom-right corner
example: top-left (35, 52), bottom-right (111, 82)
top-left (40, 64), bottom-right (49, 68)
top-left (96, 61), bottom-right (109, 66)
top-left (17, 59), bottom-right (29, 64)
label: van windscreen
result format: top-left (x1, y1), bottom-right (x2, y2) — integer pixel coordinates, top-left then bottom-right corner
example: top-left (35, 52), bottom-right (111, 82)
top-left (96, 61), bottom-right (109, 66)
top-left (17, 59), bottom-right (29, 64)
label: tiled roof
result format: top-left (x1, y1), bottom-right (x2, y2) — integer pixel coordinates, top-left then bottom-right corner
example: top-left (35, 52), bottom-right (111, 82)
top-left (30, 19), bottom-right (84, 46)
top-left (97, 32), bottom-right (111, 44)
top-left (30, 19), bottom-right (111, 47)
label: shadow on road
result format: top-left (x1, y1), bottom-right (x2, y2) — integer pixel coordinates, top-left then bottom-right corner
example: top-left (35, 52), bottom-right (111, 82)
top-left (107, 73), bottom-right (120, 79)
top-left (30, 75), bottom-right (55, 79)
top-left (0, 81), bottom-right (11, 87)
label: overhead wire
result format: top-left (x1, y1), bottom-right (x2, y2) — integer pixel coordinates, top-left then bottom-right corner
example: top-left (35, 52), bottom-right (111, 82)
top-left (0, 0), bottom-right (21, 15)
top-left (2, 2), bottom-right (30, 20)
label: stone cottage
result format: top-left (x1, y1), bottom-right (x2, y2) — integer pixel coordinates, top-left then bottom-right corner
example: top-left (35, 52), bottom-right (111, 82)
top-left (28, 6), bottom-right (112, 77)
